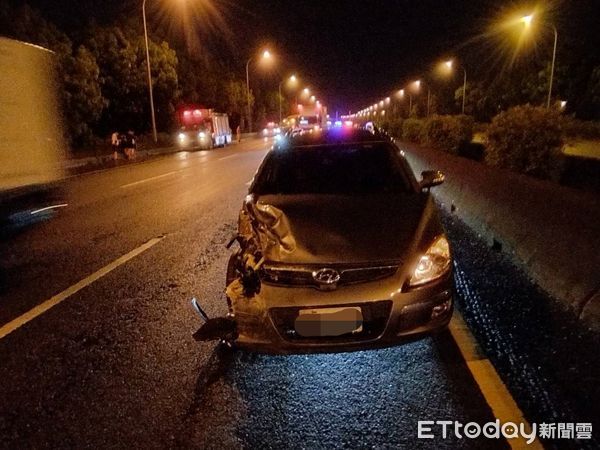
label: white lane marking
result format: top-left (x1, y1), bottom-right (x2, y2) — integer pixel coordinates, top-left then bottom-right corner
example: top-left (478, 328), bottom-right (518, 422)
top-left (218, 154), bottom-right (240, 161)
top-left (449, 312), bottom-right (543, 449)
top-left (120, 171), bottom-right (179, 188)
top-left (0, 236), bottom-right (165, 340)
top-left (30, 203), bottom-right (69, 215)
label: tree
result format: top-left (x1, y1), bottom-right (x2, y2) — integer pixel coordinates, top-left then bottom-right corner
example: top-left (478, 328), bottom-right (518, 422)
top-left (224, 78), bottom-right (252, 130)
top-left (86, 26), bottom-right (179, 134)
top-left (0, 2), bottom-right (104, 146)
top-left (134, 37), bottom-right (179, 131)
top-left (62, 45), bottom-right (105, 146)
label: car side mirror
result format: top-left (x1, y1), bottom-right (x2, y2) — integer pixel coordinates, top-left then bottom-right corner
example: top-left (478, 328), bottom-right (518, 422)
top-left (420, 170), bottom-right (445, 191)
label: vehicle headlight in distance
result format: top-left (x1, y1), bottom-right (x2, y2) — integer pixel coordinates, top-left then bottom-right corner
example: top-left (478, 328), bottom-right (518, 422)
top-left (198, 132), bottom-right (206, 139)
top-left (263, 128), bottom-right (268, 136)
top-left (178, 133), bottom-right (186, 141)
top-left (274, 127), bottom-right (281, 134)
top-left (408, 235), bottom-right (451, 287)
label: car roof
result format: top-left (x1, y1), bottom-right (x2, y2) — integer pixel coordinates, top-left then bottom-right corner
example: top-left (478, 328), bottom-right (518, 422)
top-left (279, 128), bottom-right (389, 149)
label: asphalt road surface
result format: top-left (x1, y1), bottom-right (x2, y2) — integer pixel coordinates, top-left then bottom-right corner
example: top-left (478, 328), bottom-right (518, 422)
top-left (0, 138), bottom-right (598, 449)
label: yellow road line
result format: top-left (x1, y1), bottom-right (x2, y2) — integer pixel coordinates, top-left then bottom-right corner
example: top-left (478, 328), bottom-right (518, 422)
top-left (0, 236), bottom-right (165, 340)
top-left (450, 312), bottom-right (543, 449)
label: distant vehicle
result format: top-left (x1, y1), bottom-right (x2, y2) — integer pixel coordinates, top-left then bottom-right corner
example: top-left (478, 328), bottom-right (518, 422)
top-left (175, 105), bottom-right (232, 149)
top-left (0, 37), bottom-right (66, 231)
top-left (261, 122), bottom-right (281, 138)
top-left (193, 128), bottom-right (453, 353)
top-left (282, 104), bottom-right (327, 132)
top-left (296, 115), bottom-right (320, 130)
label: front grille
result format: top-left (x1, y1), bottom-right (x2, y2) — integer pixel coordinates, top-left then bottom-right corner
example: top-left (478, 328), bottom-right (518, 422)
top-left (269, 300), bottom-right (393, 344)
top-left (261, 263), bottom-right (399, 289)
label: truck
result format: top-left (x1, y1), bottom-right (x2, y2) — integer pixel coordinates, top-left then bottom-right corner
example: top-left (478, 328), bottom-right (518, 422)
top-left (0, 37), bottom-right (66, 231)
top-left (281, 104), bottom-right (328, 132)
top-left (175, 105), bottom-right (232, 150)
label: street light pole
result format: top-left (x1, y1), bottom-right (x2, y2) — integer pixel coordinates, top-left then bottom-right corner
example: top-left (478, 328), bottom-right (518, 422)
top-left (142, 0), bottom-right (158, 143)
top-left (519, 15), bottom-right (558, 109)
top-left (547, 25), bottom-right (558, 109)
top-left (245, 57), bottom-right (252, 133)
top-left (278, 81), bottom-right (283, 124)
top-left (427, 86), bottom-right (431, 117)
top-left (461, 67), bottom-right (467, 114)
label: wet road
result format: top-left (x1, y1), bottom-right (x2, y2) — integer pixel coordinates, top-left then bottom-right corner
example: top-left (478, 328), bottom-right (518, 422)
top-left (0, 138), bottom-right (597, 449)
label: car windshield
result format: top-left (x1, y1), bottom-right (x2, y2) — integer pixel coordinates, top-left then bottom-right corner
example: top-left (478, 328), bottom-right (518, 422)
top-left (252, 143), bottom-right (413, 195)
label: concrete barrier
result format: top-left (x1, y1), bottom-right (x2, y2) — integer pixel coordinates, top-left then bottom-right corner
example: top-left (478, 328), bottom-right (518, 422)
top-left (400, 142), bottom-right (600, 329)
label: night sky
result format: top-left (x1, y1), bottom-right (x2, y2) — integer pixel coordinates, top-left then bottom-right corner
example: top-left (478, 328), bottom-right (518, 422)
top-left (26, 0), bottom-right (598, 115)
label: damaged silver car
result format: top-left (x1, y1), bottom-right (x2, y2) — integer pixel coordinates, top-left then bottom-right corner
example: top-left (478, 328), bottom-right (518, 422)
top-left (194, 128), bottom-right (453, 353)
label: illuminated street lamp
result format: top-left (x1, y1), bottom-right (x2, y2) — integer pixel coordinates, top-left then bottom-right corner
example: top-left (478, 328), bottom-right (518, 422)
top-left (443, 59), bottom-right (468, 114)
top-left (246, 49), bottom-right (273, 132)
top-left (142, 0), bottom-right (158, 143)
top-left (279, 74), bottom-right (298, 123)
top-left (517, 13), bottom-right (558, 109)
top-left (398, 89), bottom-right (412, 116)
top-left (410, 79), bottom-right (433, 117)
top-left (407, 80), bottom-right (421, 115)
top-left (521, 14), bottom-right (533, 27)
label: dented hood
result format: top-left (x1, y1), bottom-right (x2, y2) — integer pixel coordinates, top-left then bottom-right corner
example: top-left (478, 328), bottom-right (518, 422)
top-left (249, 193), bottom-right (436, 264)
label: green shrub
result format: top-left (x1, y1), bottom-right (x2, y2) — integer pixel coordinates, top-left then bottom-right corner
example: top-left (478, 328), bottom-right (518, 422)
top-left (379, 120), bottom-right (391, 133)
top-left (486, 105), bottom-right (564, 181)
top-left (402, 118), bottom-right (424, 143)
top-left (420, 114), bottom-right (474, 154)
top-left (388, 118), bottom-right (404, 137)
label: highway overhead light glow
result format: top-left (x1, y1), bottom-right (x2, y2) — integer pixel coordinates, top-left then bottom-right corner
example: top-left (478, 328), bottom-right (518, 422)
top-left (521, 14), bottom-right (533, 27)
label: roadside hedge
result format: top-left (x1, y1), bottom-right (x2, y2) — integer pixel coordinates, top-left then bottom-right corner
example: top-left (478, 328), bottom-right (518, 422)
top-left (420, 114), bottom-right (474, 154)
top-left (485, 105), bottom-right (564, 181)
top-left (402, 118), bottom-right (424, 143)
top-left (386, 118), bottom-right (404, 138)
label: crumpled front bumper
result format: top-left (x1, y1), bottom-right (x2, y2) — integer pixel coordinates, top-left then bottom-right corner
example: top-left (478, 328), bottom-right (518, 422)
top-left (231, 271), bottom-right (453, 354)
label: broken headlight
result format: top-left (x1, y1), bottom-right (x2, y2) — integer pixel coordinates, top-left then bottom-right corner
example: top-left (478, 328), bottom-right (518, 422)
top-left (408, 235), bottom-right (451, 287)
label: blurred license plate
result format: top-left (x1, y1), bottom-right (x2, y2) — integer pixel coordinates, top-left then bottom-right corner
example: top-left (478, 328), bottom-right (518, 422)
top-left (295, 307), bottom-right (363, 337)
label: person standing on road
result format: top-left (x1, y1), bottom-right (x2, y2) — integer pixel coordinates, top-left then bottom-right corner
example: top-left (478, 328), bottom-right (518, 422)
top-left (111, 131), bottom-right (120, 160)
top-left (236, 125), bottom-right (241, 143)
top-left (124, 130), bottom-right (137, 160)
top-left (118, 132), bottom-right (127, 160)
